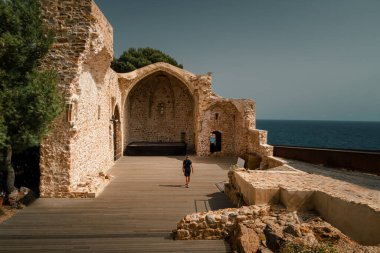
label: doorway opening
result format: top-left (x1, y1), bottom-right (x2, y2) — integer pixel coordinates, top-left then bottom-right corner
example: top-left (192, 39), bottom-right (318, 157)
top-left (210, 131), bottom-right (222, 153)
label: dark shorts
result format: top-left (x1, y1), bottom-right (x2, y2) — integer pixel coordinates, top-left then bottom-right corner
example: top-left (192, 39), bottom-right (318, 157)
top-left (184, 168), bottom-right (191, 177)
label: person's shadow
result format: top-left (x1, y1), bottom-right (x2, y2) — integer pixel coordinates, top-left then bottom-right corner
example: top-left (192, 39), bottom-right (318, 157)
top-left (159, 184), bottom-right (184, 188)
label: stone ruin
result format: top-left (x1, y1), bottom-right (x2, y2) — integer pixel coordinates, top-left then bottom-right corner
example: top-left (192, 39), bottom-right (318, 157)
top-left (21, 1), bottom-right (380, 250)
top-left (174, 204), bottom-right (380, 252)
top-left (38, 0), bottom-right (273, 198)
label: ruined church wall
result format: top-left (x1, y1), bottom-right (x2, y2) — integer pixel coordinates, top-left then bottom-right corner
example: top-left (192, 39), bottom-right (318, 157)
top-left (125, 74), bottom-right (195, 151)
top-left (38, 0), bottom-right (273, 197)
top-left (230, 99), bottom-right (255, 157)
top-left (69, 69), bottom-right (120, 191)
top-left (39, 0), bottom-right (120, 197)
top-left (68, 2), bottom-right (122, 191)
top-left (191, 71), bottom-right (270, 158)
top-left (196, 96), bottom-right (272, 159)
top-left (198, 100), bottom-right (241, 156)
top-left (118, 63), bottom-right (210, 154)
top-left (39, 0), bottom-right (94, 197)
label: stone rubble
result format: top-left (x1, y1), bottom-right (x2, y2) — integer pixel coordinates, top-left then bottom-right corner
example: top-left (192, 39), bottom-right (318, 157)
top-left (224, 163), bottom-right (380, 246)
top-left (71, 172), bottom-right (112, 197)
top-left (8, 187), bottom-right (30, 208)
top-left (175, 205), bottom-right (380, 253)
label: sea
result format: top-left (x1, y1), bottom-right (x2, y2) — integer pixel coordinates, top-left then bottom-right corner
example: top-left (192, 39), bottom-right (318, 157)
top-left (256, 120), bottom-right (380, 152)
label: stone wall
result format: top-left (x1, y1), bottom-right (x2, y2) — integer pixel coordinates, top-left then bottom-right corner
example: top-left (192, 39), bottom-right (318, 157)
top-left (199, 100), bottom-right (240, 156)
top-left (39, 0), bottom-right (121, 197)
top-left (175, 205), bottom-right (373, 253)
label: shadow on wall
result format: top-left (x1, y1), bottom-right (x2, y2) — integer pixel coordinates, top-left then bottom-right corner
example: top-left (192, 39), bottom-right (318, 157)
top-left (244, 153), bottom-right (262, 170)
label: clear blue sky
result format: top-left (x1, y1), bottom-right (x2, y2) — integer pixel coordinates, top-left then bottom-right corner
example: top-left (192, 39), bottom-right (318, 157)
top-left (95, 0), bottom-right (380, 121)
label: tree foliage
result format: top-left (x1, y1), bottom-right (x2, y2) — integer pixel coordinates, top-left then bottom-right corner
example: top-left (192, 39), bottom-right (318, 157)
top-left (2, 71), bottom-right (63, 151)
top-left (0, 0), bottom-right (63, 191)
top-left (0, 0), bottom-right (54, 74)
top-left (111, 47), bottom-right (183, 73)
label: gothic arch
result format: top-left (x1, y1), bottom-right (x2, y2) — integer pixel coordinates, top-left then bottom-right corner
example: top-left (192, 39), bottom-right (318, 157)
top-left (120, 62), bottom-right (197, 97)
top-left (123, 67), bottom-right (196, 154)
top-left (205, 100), bottom-right (240, 116)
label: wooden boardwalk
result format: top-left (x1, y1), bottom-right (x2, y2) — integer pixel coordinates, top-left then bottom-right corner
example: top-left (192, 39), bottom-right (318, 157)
top-left (0, 156), bottom-right (235, 252)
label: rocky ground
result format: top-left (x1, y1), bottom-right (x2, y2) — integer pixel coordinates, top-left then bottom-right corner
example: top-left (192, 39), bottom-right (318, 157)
top-left (0, 187), bottom-right (35, 224)
top-left (175, 204), bottom-right (380, 253)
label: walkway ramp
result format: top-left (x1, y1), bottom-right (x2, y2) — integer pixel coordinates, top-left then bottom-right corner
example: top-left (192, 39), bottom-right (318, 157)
top-left (0, 156), bottom-right (235, 252)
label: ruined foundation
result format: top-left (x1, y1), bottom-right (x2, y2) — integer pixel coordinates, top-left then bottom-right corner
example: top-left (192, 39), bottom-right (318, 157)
top-left (225, 165), bottom-right (380, 246)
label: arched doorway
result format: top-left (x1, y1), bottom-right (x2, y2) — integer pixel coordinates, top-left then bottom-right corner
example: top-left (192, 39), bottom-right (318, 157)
top-left (124, 71), bottom-right (195, 155)
top-left (113, 105), bottom-right (122, 160)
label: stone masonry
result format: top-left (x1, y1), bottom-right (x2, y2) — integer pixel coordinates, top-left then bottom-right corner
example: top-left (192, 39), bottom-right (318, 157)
top-left (175, 204), bottom-right (379, 253)
top-left (39, 0), bottom-right (272, 197)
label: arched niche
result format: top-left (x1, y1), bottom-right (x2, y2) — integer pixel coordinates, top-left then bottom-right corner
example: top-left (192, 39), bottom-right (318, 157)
top-left (124, 71), bottom-right (195, 154)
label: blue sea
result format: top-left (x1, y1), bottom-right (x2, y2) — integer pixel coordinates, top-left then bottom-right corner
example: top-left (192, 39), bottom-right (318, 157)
top-left (256, 120), bottom-right (380, 151)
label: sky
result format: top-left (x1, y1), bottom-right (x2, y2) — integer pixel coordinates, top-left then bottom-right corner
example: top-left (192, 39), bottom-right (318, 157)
top-left (95, 0), bottom-right (380, 122)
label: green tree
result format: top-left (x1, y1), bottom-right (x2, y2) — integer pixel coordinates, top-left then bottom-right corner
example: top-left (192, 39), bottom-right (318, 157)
top-left (111, 47), bottom-right (183, 73)
top-left (0, 0), bottom-right (63, 192)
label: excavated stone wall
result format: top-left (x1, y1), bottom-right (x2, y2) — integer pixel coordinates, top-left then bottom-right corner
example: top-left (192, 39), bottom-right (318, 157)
top-left (225, 167), bottom-right (380, 245)
top-left (39, 0), bottom-right (273, 197)
top-left (175, 205), bottom-right (379, 253)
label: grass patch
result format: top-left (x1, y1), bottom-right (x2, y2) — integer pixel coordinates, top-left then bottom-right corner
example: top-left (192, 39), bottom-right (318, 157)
top-left (280, 241), bottom-right (338, 253)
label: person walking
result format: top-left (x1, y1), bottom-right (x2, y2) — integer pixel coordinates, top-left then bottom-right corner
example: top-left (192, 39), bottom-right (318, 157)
top-left (182, 156), bottom-right (194, 188)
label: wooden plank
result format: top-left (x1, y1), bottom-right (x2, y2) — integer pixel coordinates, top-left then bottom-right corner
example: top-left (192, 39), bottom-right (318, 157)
top-left (0, 156), bottom-right (235, 252)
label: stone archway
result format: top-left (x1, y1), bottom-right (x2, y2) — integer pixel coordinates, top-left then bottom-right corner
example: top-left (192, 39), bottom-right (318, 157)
top-left (124, 71), bottom-right (195, 155)
top-left (113, 105), bottom-right (122, 160)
